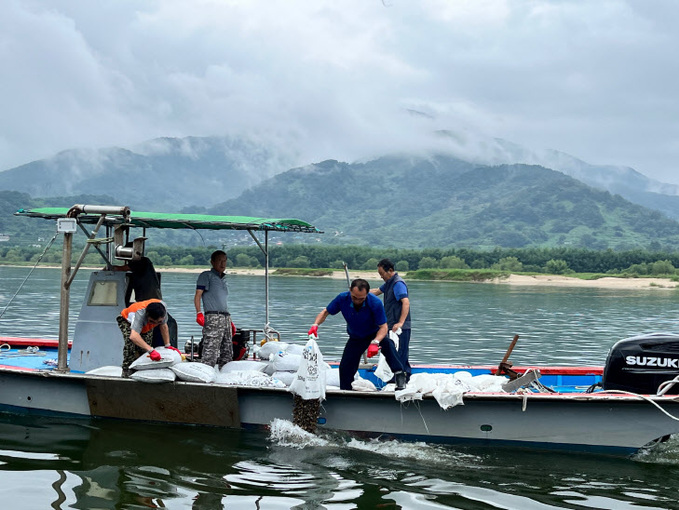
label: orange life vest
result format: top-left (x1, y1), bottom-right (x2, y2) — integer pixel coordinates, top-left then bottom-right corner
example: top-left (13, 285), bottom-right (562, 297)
top-left (121, 299), bottom-right (163, 334)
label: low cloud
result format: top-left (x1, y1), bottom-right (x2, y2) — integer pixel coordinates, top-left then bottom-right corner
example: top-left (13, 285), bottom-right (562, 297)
top-left (2, 0), bottom-right (678, 184)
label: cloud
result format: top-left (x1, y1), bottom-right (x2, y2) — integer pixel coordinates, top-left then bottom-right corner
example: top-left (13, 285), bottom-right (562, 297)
top-left (1, 0), bottom-right (679, 184)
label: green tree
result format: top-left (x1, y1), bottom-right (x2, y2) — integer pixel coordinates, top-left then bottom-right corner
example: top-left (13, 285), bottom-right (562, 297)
top-left (440, 255), bottom-right (469, 269)
top-left (624, 263), bottom-right (649, 275)
top-left (545, 259), bottom-right (571, 274)
top-left (178, 254), bottom-right (194, 266)
top-left (419, 256), bottom-right (439, 269)
top-left (287, 255), bottom-right (310, 268)
top-left (491, 256), bottom-right (523, 272)
top-left (158, 255), bottom-right (173, 266)
top-left (651, 260), bottom-right (675, 275)
top-left (395, 260), bottom-right (410, 272)
top-left (360, 257), bottom-right (379, 270)
top-left (234, 253), bottom-right (253, 267)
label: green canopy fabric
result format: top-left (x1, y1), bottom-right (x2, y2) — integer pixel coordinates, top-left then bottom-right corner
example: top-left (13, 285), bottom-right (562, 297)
top-left (15, 207), bottom-right (322, 233)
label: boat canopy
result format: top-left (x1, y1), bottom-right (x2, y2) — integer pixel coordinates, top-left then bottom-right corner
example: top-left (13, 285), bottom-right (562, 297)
top-left (15, 207), bottom-right (322, 233)
top-left (16, 204), bottom-right (322, 371)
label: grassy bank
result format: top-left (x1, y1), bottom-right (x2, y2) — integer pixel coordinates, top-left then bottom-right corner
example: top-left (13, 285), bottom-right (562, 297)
top-left (406, 269), bottom-right (510, 282)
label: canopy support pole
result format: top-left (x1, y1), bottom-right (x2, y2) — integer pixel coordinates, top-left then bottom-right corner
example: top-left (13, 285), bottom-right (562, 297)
top-left (57, 230), bottom-right (72, 372)
top-left (247, 229), bottom-right (271, 330)
top-left (265, 230), bottom-right (269, 326)
top-left (66, 214), bottom-right (106, 288)
top-left (78, 222), bottom-right (113, 268)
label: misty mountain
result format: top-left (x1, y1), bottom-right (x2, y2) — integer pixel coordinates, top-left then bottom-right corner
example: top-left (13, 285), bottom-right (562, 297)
top-left (0, 136), bottom-right (295, 211)
top-left (3, 134), bottom-right (679, 249)
top-left (207, 155), bottom-right (679, 250)
top-left (3, 133), bottom-right (679, 222)
top-left (434, 133), bottom-right (679, 220)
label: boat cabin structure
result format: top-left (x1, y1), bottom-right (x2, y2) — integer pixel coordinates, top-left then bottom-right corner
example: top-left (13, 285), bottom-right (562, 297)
top-left (14, 205), bottom-right (322, 373)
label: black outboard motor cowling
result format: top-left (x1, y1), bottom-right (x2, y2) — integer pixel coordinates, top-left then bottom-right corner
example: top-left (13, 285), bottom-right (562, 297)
top-left (602, 333), bottom-right (679, 394)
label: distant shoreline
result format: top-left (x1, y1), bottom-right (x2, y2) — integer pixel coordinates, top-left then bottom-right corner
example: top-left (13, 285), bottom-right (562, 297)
top-left (3, 264), bottom-right (677, 290)
top-left (164, 267), bottom-right (679, 290)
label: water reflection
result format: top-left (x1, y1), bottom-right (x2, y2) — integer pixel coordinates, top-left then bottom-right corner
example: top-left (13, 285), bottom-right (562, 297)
top-left (1, 411), bottom-right (679, 509)
top-left (3, 267), bottom-right (679, 508)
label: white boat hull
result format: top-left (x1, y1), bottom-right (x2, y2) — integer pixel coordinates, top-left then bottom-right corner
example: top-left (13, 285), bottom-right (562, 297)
top-left (2, 367), bottom-right (678, 455)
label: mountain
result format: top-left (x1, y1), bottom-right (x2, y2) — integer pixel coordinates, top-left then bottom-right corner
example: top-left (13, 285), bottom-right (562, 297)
top-left (3, 133), bottom-right (679, 220)
top-left (0, 136), bottom-right (296, 211)
top-left (434, 133), bottom-right (679, 220)
top-left (207, 154), bottom-right (679, 250)
top-left (0, 190), bottom-right (117, 245)
top-left (3, 134), bottom-right (679, 249)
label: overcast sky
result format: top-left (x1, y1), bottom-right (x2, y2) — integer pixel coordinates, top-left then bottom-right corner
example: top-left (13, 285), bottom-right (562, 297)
top-left (2, 0), bottom-right (679, 184)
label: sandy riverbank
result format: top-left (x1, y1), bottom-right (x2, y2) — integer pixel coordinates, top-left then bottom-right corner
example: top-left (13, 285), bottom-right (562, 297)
top-left (161, 267), bottom-right (679, 290)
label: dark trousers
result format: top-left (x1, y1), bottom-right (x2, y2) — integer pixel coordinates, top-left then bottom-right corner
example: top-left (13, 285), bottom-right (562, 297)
top-left (117, 315), bottom-right (154, 377)
top-left (396, 328), bottom-right (412, 376)
top-left (339, 335), bottom-right (404, 390)
top-left (152, 313), bottom-right (178, 348)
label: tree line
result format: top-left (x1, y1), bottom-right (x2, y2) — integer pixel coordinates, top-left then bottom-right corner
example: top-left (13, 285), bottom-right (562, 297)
top-left (2, 243), bottom-right (679, 276)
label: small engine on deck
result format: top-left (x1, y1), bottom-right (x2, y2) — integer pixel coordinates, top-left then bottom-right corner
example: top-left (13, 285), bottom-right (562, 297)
top-left (184, 328), bottom-right (253, 361)
top-left (602, 332), bottom-right (679, 394)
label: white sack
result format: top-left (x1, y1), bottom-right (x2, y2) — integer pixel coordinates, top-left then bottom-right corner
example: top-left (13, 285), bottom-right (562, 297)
top-left (285, 343), bottom-right (305, 355)
top-left (431, 380), bottom-right (465, 409)
top-left (324, 367), bottom-right (340, 387)
top-left (374, 330), bottom-right (401, 382)
top-left (220, 360), bottom-right (268, 373)
top-left (262, 361), bottom-right (276, 376)
top-left (257, 341), bottom-right (289, 360)
top-left (395, 386), bottom-right (423, 402)
top-left (469, 374), bottom-right (507, 392)
top-left (86, 365), bottom-right (123, 377)
top-left (170, 362), bottom-right (217, 383)
top-left (130, 346), bottom-right (181, 371)
top-left (289, 338), bottom-right (326, 400)
top-left (374, 354), bottom-right (393, 383)
top-left (397, 372), bottom-right (508, 408)
top-left (273, 353), bottom-right (302, 372)
top-left (351, 377), bottom-right (377, 392)
top-left (272, 371), bottom-right (296, 386)
top-left (131, 368), bottom-right (176, 383)
top-left (214, 370), bottom-right (286, 388)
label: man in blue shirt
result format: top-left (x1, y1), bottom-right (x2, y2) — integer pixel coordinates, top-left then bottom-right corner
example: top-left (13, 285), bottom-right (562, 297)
top-left (371, 258), bottom-right (412, 380)
top-left (308, 278), bottom-right (406, 391)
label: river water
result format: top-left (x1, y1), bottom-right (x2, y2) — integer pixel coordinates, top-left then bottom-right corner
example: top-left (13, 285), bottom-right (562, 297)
top-left (1, 266), bottom-right (679, 509)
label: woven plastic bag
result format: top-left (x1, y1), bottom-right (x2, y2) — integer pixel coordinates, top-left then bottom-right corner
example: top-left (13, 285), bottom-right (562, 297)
top-left (289, 337), bottom-right (326, 400)
top-left (374, 330), bottom-right (400, 382)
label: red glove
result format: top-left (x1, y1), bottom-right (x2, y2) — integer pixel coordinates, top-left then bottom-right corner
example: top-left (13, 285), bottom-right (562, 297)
top-left (196, 312), bottom-right (205, 326)
top-left (367, 343), bottom-right (380, 358)
top-left (166, 346), bottom-right (182, 354)
top-left (149, 349), bottom-right (161, 361)
top-left (308, 325), bottom-right (318, 338)
top-left (231, 320), bottom-right (237, 336)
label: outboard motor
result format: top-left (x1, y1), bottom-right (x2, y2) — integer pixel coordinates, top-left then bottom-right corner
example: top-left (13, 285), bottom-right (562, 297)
top-left (602, 333), bottom-right (679, 394)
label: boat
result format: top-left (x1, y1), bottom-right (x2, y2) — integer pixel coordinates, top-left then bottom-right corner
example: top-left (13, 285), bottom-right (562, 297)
top-left (2, 204), bottom-right (679, 457)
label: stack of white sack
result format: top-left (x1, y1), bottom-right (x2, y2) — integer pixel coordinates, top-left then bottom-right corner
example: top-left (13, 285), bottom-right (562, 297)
top-left (254, 341), bottom-right (290, 362)
top-left (127, 346), bottom-right (183, 383)
top-left (127, 347), bottom-right (225, 384)
top-left (256, 341), bottom-right (307, 383)
top-left (395, 372), bottom-right (508, 409)
top-left (215, 359), bottom-right (286, 387)
top-left (170, 361), bottom-right (217, 383)
top-left (254, 340), bottom-right (341, 388)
